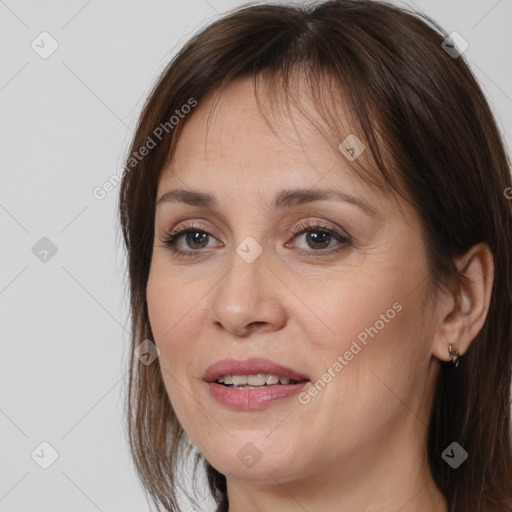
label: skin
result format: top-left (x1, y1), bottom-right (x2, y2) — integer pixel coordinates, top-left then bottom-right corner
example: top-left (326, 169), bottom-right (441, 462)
top-left (146, 75), bottom-right (494, 512)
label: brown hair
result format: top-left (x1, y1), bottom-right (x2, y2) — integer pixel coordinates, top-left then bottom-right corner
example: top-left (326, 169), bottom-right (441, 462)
top-left (118, 1), bottom-right (512, 511)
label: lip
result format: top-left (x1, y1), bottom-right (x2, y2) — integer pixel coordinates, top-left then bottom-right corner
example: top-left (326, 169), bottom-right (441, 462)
top-left (203, 358), bottom-right (310, 411)
top-left (203, 357), bottom-right (310, 383)
top-left (207, 380), bottom-right (309, 410)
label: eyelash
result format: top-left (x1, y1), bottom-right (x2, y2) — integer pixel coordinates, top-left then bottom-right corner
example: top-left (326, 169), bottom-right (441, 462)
top-left (160, 220), bottom-right (352, 259)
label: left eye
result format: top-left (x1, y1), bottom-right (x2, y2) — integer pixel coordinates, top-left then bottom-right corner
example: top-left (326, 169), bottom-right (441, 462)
top-left (293, 228), bottom-right (339, 250)
top-left (287, 224), bottom-right (351, 253)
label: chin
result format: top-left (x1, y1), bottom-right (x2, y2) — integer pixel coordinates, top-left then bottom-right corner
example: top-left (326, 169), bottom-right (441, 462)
top-left (203, 441), bottom-right (310, 484)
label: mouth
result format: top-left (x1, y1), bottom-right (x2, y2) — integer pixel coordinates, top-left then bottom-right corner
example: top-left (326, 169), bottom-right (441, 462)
top-left (203, 358), bottom-right (310, 409)
top-left (203, 357), bottom-right (310, 385)
top-left (215, 373), bottom-right (303, 389)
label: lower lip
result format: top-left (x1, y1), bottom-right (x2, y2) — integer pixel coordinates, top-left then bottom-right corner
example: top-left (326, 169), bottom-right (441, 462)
top-left (207, 381), bottom-right (309, 410)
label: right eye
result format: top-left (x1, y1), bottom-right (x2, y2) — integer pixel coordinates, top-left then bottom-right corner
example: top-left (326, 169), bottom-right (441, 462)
top-left (161, 224), bottom-right (222, 257)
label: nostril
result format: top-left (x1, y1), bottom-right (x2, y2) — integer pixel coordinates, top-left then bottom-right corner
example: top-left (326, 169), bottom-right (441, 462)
top-left (248, 321), bottom-right (266, 330)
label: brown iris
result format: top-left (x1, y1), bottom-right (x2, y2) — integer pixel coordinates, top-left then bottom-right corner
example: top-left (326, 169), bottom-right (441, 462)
top-left (186, 231), bottom-right (209, 249)
top-left (305, 231), bottom-right (331, 249)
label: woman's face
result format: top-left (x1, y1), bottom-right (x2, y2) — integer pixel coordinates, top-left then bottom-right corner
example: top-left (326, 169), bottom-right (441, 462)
top-left (146, 76), bottom-right (441, 484)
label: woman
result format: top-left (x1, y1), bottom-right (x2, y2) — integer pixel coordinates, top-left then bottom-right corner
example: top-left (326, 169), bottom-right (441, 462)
top-left (118, 1), bottom-right (512, 510)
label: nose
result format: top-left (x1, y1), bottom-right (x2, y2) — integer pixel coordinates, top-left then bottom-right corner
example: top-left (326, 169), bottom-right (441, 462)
top-left (210, 244), bottom-right (288, 337)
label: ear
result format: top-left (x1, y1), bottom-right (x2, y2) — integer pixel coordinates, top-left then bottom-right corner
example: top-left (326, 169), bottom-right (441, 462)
top-left (431, 242), bottom-right (494, 362)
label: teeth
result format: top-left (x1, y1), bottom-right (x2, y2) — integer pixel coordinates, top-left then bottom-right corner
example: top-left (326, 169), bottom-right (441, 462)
top-left (265, 374), bottom-right (280, 385)
top-left (215, 373), bottom-right (298, 386)
top-left (231, 375), bottom-right (247, 386)
top-left (247, 374), bottom-right (266, 386)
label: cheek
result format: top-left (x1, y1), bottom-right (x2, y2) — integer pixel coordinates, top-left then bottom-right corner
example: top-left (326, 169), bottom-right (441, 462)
top-left (146, 268), bottom-right (212, 432)
top-left (145, 266), bottom-right (212, 406)
top-left (298, 264), bottom-right (432, 417)
top-left (319, 248), bottom-right (430, 354)
top-left (306, 292), bottom-right (431, 445)
top-left (301, 266), bottom-right (411, 358)
top-left (146, 266), bottom-right (207, 345)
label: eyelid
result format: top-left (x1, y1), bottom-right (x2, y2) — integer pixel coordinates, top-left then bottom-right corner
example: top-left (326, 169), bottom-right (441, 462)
top-left (162, 219), bottom-right (227, 246)
top-left (287, 218), bottom-right (352, 239)
top-left (166, 220), bottom-right (213, 237)
top-left (164, 216), bottom-right (349, 239)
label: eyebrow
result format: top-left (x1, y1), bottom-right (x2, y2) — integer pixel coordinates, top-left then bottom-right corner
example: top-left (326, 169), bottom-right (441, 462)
top-left (156, 188), bottom-right (378, 217)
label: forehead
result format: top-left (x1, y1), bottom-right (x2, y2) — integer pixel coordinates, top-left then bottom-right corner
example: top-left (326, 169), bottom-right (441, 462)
top-left (162, 76), bottom-right (380, 195)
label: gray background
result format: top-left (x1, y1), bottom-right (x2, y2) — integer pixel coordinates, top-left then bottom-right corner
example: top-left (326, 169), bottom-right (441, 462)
top-left (1, 0), bottom-right (510, 511)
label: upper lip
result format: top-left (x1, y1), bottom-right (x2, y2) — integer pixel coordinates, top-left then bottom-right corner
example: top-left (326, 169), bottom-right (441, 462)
top-left (203, 358), bottom-right (310, 383)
